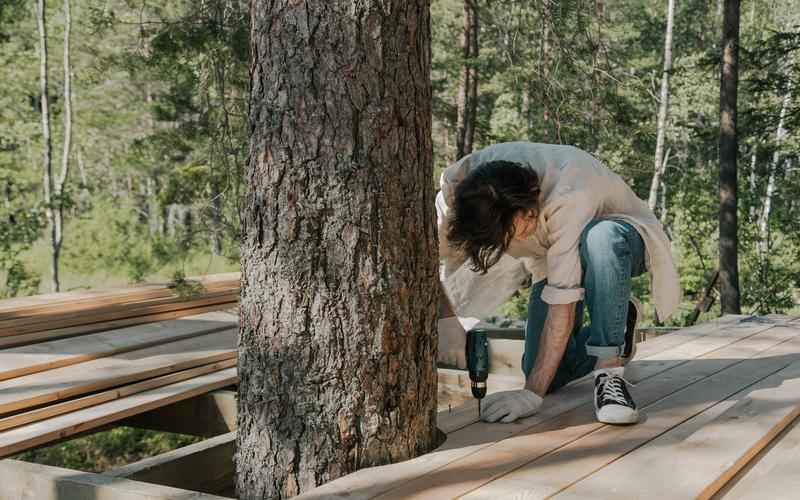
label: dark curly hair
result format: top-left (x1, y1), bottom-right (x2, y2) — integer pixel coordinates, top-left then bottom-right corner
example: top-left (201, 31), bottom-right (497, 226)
top-left (447, 160), bottom-right (541, 274)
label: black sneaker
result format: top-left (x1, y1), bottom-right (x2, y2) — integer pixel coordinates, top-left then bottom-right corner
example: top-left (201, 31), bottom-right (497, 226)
top-left (594, 370), bottom-right (639, 424)
top-left (621, 297), bottom-right (641, 364)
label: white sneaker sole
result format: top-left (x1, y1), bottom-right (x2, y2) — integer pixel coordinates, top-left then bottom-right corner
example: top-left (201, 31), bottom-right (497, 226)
top-left (596, 405), bottom-right (640, 425)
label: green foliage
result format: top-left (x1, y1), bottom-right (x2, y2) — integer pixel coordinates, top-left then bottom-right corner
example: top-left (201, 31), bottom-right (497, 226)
top-left (15, 427), bottom-right (201, 473)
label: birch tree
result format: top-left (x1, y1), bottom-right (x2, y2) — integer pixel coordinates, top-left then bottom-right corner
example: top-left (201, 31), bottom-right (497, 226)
top-left (649, 0), bottom-right (676, 213)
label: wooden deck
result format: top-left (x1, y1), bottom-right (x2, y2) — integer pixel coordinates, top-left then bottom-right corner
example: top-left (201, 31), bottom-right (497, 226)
top-left (0, 282), bottom-right (798, 499)
top-left (300, 314), bottom-right (800, 500)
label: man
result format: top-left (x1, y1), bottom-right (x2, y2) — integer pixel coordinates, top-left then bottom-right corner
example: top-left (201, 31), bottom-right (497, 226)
top-left (436, 142), bottom-right (680, 425)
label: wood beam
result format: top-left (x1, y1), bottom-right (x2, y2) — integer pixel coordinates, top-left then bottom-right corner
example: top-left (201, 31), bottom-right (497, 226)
top-left (122, 389), bottom-right (237, 437)
top-left (0, 459), bottom-right (232, 500)
top-left (105, 431), bottom-right (236, 495)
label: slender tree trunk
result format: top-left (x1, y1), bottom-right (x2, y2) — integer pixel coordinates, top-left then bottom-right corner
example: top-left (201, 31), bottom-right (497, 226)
top-left (748, 146), bottom-right (757, 222)
top-left (238, 2), bottom-right (438, 498)
top-left (35, 0), bottom-right (57, 292)
top-left (52, 0), bottom-right (72, 291)
top-left (718, 0), bottom-right (741, 314)
top-left (649, 0), bottom-right (675, 212)
top-left (464, 0), bottom-right (479, 154)
top-left (756, 87), bottom-right (791, 254)
top-left (540, 10), bottom-right (551, 139)
top-left (455, 0), bottom-right (478, 159)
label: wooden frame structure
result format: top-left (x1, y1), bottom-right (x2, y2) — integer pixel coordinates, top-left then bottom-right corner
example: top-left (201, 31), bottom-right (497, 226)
top-left (0, 278), bottom-right (798, 500)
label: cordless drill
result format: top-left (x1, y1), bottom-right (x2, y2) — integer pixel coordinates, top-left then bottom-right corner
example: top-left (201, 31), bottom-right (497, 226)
top-left (465, 328), bottom-right (490, 417)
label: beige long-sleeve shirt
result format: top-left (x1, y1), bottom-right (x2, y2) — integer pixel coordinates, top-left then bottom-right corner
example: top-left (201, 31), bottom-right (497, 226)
top-left (437, 142), bottom-right (681, 321)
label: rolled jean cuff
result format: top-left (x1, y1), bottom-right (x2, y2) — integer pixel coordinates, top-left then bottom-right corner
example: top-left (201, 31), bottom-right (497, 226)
top-left (541, 285), bottom-right (585, 305)
top-left (585, 343), bottom-right (625, 360)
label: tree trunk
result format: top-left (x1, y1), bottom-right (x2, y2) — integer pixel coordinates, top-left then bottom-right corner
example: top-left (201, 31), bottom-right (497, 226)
top-left (53, 0), bottom-right (72, 291)
top-left (455, 0), bottom-right (478, 159)
top-left (35, 0), bottom-right (57, 292)
top-left (756, 87), bottom-right (791, 255)
top-left (464, 0), bottom-right (479, 154)
top-left (541, 12), bottom-right (551, 139)
top-left (238, 2), bottom-right (438, 499)
top-left (748, 146), bottom-right (757, 222)
top-left (648, 0), bottom-right (675, 213)
top-left (718, 0), bottom-right (741, 314)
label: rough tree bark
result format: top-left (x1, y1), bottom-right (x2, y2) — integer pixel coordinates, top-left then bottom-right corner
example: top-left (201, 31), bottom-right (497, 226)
top-left (648, 0), bottom-right (675, 213)
top-left (718, 0), bottom-right (741, 314)
top-left (455, 0), bottom-right (479, 159)
top-left (238, 2), bottom-right (438, 499)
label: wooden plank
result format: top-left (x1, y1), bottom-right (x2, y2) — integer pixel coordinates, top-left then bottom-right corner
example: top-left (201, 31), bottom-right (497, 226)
top-left (714, 416), bottom-right (800, 499)
top-left (0, 459), bottom-right (232, 500)
top-left (437, 314), bottom-right (766, 434)
top-left (0, 272), bottom-right (239, 317)
top-left (0, 367), bottom-right (237, 457)
top-left (296, 316), bottom-right (784, 500)
top-left (0, 330), bottom-right (236, 415)
top-left (0, 311), bottom-right (235, 381)
top-left (551, 359), bottom-right (800, 500)
top-left (0, 284), bottom-right (237, 325)
top-left (0, 291), bottom-right (238, 336)
top-left (122, 389), bottom-right (237, 437)
top-left (0, 303), bottom-right (237, 349)
top-left (380, 324), bottom-right (800, 500)
top-left (0, 360), bottom-right (236, 432)
top-left (105, 431), bottom-right (236, 494)
top-left (460, 325), bottom-right (800, 500)
top-left (0, 288), bottom-right (237, 332)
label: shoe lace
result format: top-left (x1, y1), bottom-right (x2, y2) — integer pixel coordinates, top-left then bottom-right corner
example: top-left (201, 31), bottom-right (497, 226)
top-left (598, 375), bottom-right (635, 407)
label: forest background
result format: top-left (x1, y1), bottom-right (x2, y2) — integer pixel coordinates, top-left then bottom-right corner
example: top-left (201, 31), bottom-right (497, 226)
top-left (0, 0), bottom-right (798, 470)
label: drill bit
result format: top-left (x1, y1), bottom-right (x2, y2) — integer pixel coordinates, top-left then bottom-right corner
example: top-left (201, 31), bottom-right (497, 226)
top-left (478, 399), bottom-right (481, 419)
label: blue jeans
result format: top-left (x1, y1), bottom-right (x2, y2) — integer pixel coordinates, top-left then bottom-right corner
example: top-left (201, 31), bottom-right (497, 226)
top-left (521, 219), bottom-right (646, 394)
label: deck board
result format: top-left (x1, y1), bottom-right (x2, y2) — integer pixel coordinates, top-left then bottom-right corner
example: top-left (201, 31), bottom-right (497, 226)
top-left (297, 315), bottom-right (793, 500)
top-left (714, 416), bottom-right (800, 499)
top-left (462, 325), bottom-right (800, 499)
top-left (552, 359), bottom-right (800, 500)
top-left (385, 324), bottom-right (800, 499)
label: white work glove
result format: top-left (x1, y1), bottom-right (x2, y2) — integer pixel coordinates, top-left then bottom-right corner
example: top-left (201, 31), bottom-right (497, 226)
top-left (437, 317), bottom-right (467, 370)
top-left (481, 389), bottom-right (543, 423)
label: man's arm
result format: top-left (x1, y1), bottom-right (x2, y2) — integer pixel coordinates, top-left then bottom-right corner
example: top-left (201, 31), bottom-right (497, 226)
top-left (524, 302), bottom-right (577, 397)
top-left (438, 281), bottom-right (468, 369)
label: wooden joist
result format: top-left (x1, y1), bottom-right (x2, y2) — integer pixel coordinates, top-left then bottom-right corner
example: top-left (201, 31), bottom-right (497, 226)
top-left (0, 458), bottom-right (233, 500)
top-left (105, 431), bottom-right (237, 495)
top-left (0, 330), bottom-right (236, 416)
top-left (0, 367), bottom-right (237, 457)
top-left (122, 389), bottom-right (237, 437)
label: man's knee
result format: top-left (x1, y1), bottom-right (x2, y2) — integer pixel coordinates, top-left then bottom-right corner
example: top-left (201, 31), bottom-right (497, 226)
top-left (579, 220), bottom-right (630, 264)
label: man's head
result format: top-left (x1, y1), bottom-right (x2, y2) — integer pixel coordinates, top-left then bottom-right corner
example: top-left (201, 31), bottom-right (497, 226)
top-left (447, 160), bottom-right (541, 274)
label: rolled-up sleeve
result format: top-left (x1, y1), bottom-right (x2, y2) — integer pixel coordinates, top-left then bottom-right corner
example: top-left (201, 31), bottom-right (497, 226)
top-left (541, 188), bottom-right (599, 305)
